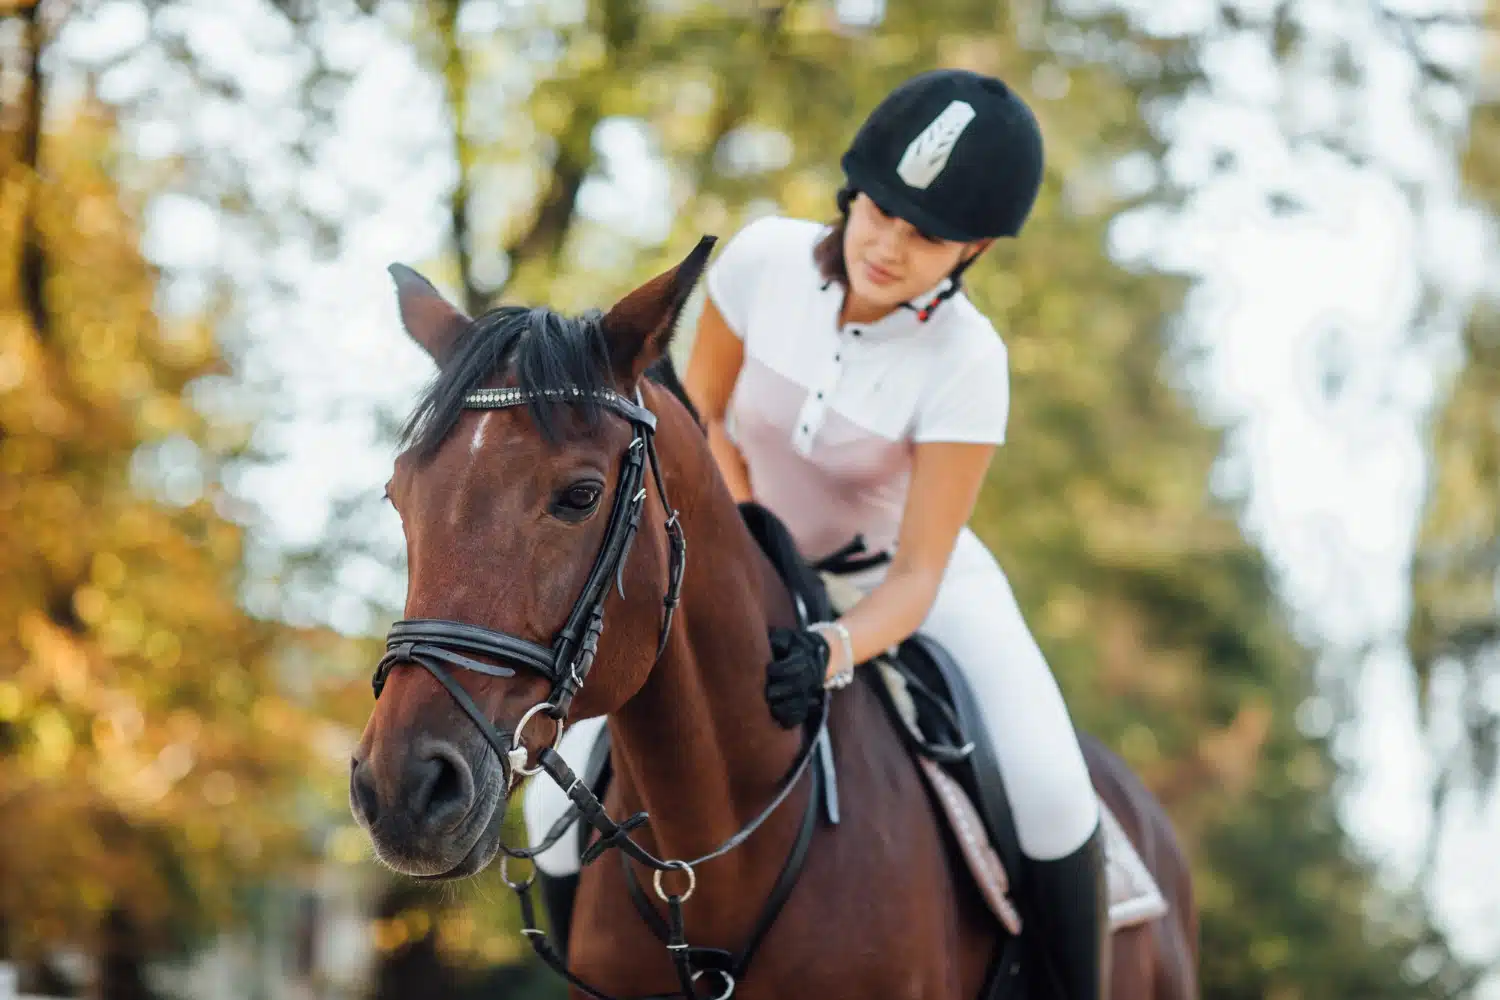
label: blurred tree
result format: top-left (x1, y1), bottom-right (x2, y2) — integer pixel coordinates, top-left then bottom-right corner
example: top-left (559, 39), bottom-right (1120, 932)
top-left (1, 0), bottom-right (414, 641)
top-left (1406, 13), bottom-right (1500, 984)
top-left (95, 907), bottom-right (155, 1000)
top-left (1410, 282), bottom-right (1500, 791)
top-left (1410, 16), bottom-right (1500, 798)
top-left (363, 878), bottom-right (555, 1000)
top-left (0, 34), bottom-right (347, 978)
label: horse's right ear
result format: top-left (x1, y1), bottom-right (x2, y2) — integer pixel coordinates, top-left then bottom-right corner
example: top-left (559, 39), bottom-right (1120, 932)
top-left (602, 236), bottom-right (717, 385)
top-left (388, 264), bottom-right (470, 363)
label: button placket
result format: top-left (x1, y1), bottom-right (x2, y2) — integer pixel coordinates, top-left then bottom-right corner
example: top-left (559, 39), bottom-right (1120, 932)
top-left (792, 334), bottom-right (853, 456)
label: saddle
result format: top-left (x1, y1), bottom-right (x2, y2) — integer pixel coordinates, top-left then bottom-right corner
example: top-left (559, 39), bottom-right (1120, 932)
top-left (735, 505), bottom-right (1169, 938)
top-left (576, 504), bottom-right (1167, 997)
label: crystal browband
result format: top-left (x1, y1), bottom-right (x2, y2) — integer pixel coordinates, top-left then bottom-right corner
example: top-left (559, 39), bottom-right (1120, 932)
top-left (463, 386), bottom-right (624, 409)
top-left (462, 385), bottom-right (657, 431)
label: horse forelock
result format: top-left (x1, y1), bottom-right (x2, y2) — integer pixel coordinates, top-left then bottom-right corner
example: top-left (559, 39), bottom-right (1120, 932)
top-left (399, 305), bottom-right (616, 460)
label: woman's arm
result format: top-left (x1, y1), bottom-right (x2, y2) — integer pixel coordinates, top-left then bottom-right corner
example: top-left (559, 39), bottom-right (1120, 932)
top-left (683, 295), bottom-right (754, 503)
top-left (820, 439), bottom-right (997, 678)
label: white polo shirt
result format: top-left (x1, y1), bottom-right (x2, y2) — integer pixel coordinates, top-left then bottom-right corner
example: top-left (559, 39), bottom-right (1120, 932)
top-left (704, 215), bottom-right (1011, 563)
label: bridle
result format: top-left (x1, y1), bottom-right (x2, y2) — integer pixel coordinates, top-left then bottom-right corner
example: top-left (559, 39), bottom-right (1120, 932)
top-left (372, 384), bottom-right (683, 786)
top-left (368, 381), bottom-right (828, 1000)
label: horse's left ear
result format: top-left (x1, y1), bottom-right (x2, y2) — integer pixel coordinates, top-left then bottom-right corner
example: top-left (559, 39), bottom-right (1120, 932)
top-left (603, 235), bottom-right (717, 385)
top-left (388, 264), bottom-right (471, 364)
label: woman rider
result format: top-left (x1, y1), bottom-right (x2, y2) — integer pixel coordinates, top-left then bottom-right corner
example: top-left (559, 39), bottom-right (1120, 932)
top-left (524, 68), bottom-right (1108, 1000)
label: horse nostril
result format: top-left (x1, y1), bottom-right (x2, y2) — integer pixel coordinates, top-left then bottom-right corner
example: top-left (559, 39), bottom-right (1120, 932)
top-left (351, 758), bottom-right (380, 826)
top-left (408, 743), bottom-right (475, 832)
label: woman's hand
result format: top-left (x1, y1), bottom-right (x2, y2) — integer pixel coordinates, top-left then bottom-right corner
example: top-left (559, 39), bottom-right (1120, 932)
top-left (762, 440), bottom-right (999, 730)
top-left (764, 626), bottom-right (830, 729)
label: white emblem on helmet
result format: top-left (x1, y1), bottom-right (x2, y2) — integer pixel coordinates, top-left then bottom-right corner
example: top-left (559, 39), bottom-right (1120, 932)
top-left (896, 100), bottom-right (977, 190)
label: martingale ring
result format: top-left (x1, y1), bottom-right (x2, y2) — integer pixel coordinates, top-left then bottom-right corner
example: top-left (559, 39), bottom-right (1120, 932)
top-left (501, 855), bottom-right (536, 892)
top-left (692, 970), bottom-right (735, 1000)
top-left (508, 702), bottom-right (565, 778)
top-left (653, 860), bottom-right (697, 903)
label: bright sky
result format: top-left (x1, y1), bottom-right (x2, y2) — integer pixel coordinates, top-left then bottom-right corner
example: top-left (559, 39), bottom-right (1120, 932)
top-left (56, 0), bottom-right (1500, 990)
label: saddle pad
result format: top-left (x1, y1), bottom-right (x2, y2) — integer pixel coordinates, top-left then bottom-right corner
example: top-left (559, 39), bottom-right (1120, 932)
top-left (917, 756), bottom-right (1024, 934)
top-left (875, 661), bottom-right (1169, 934)
top-left (1099, 802), bottom-right (1170, 930)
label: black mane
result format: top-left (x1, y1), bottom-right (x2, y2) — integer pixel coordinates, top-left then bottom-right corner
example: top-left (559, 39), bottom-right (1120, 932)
top-left (399, 303), bottom-right (706, 460)
top-left (644, 355), bottom-right (702, 428)
top-left (400, 305), bottom-right (614, 458)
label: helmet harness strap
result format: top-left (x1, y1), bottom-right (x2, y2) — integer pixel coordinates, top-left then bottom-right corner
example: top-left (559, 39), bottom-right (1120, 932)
top-left (908, 254), bottom-right (976, 323)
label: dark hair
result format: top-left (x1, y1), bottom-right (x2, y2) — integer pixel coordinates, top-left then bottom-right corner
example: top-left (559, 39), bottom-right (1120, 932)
top-left (811, 186), bottom-right (857, 287)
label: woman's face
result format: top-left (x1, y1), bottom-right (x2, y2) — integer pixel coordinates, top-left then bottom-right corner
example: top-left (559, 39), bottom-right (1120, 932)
top-left (842, 192), bottom-right (987, 315)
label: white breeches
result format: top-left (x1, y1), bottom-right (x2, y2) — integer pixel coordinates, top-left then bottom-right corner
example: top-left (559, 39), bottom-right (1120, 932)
top-left (522, 527), bottom-right (1098, 875)
top-left (523, 714), bottom-right (609, 876)
top-left (908, 528), bottom-right (1099, 859)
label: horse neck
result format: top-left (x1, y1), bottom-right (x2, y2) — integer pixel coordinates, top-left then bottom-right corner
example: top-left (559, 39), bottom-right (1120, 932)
top-left (607, 405), bottom-right (803, 867)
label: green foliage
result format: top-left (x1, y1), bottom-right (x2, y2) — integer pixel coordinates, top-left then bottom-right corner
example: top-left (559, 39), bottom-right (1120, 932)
top-left (1410, 37), bottom-right (1500, 798)
top-left (0, 98), bottom-right (347, 958)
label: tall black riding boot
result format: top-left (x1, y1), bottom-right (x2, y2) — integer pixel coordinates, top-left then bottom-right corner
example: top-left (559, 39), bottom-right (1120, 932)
top-left (1027, 825), bottom-right (1109, 1000)
top-left (539, 872), bottom-right (580, 962)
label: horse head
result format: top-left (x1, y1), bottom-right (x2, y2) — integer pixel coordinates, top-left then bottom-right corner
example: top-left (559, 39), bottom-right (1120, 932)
top-left (350, 239), bottom-right (714, 879)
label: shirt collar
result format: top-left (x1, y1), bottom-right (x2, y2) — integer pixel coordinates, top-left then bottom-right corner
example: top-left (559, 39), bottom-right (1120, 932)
top-left (818, 276), bottom-right (956, 341)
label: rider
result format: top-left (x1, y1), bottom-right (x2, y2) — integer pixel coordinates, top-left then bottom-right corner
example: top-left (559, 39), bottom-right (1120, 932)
top-left (523, 68), bottom-right (1108, 1000)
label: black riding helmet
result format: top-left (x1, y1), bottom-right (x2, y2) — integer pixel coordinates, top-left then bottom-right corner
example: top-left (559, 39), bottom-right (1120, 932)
top-left (841, 68), bottom-right (1045, 243)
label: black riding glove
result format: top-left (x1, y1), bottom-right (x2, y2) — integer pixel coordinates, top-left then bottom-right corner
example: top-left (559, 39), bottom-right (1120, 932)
top-left (764, 626), bottom-right (829, 729)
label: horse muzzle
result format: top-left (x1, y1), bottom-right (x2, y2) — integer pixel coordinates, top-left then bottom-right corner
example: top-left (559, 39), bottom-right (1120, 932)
top-left (349, 731), bottom-right (510, 878)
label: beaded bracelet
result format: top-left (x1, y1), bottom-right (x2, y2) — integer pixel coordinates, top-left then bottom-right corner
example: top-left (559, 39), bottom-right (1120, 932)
top-left (810, 621), bottom-right (856, 690)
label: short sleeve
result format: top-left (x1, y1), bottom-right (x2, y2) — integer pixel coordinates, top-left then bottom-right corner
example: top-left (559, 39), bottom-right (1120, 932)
top-left (704, 216), bottom-right (785, 339)
top-left (912, 339), bottom-right (1010, 445)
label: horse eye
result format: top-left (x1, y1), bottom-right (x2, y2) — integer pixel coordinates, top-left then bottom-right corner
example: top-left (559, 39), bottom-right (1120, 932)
top-left (553, 482), bottom-right (604, 519)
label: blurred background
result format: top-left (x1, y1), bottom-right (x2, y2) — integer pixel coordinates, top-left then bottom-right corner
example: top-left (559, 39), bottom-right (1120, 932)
top-left (2, 0), bottom-right (1498, 997)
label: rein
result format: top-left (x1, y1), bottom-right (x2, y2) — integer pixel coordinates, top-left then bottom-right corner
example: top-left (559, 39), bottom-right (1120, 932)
top-left (371, 383), bottom-right (823, 1000)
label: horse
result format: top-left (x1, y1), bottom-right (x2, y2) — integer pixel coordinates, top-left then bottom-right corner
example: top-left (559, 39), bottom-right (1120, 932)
top-left (349, 238), bottom-right (1199, 1000)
